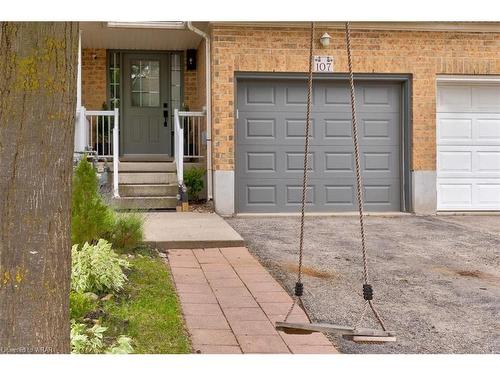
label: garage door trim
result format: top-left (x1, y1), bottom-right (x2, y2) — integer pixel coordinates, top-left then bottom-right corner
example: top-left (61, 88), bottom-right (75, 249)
top-left (234, 72), bottom-right (413, 213)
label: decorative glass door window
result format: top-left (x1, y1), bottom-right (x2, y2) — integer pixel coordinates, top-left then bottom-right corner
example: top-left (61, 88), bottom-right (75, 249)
top-left (131, 60), bottom-right (160, 107)
top-left (109, 51), bottom-right (120, 109)
top-left (170, 54), bottom-right (182, 112)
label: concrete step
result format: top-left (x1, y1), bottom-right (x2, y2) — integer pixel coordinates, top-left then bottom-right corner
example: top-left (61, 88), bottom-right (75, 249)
top-left (144, 212), bottom-right (245, 249)
top-left (120, 156), bottom-right (174, 162)
top-left (112, 196), bottom-right (177, 210)
top-left (120, 184), bottom-right (178, 197)
top-left (119, 172), bottom-right (177, 185)
top-left (114, 162), bottom-right (176, 173)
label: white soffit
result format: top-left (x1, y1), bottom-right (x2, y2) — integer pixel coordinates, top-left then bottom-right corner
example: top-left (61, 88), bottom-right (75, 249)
top-left (80, 22), bottom-right (206, 50)
top-left (107, 22), bottom-right (186, 29)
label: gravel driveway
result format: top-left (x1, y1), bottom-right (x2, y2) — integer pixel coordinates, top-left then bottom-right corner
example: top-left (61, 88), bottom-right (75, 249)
top-left (226, 215), bottom-right (500, 354)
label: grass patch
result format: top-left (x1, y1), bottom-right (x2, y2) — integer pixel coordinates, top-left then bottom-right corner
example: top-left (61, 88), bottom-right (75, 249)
top-left (70, 291), bottom-right (98, 320)
top-left (101, 251), bottom-right (191, 354)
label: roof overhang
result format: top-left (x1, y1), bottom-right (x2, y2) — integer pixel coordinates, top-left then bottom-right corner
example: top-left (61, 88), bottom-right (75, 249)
top-left (80, 21), bottom-right (500, 51)
top-left (80, 22), bottom-right (208, 50)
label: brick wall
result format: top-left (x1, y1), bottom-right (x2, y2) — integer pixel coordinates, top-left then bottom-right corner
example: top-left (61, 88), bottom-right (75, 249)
top-left (210, 25), bottom-right (500, 172)
top-left (184, 51), bottom-right (198, 110)
top-left (196, 39), bottom-right (207, 110)
top-left (195, 40), bottom-right (208, 159)
top-left (82, 48), bottom-right (107, 110)
top-left (184, 42), bottom-right (207, 111)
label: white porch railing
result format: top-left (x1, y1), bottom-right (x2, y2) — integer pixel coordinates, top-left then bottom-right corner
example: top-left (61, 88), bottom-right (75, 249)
top-left (77, 107), bottom-right (120, 197)
top-left (180, 110), bottom-right (205, 159)
top-left (85, 110), bottom-right (117, 158)
top-left (174, 109), bottom-right (206, 188)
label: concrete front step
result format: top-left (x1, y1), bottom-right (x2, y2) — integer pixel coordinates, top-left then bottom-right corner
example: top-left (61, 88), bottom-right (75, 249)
top-left (113, 162), bottom-right (176, 173)
top-left (119, 172), bottom-right (177, 184)
top-left (144, 213), bottom-right (245, 249)
top-left (120, 184), bottom-right (178, 197)
top-left (112, 196), bottom-right (177, 210)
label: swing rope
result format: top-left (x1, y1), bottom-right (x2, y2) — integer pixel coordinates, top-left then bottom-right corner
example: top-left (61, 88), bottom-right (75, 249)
top-left (284, 21), bottom-right (315, 322)
top-left (345, 21), bottom-right (387, 332)
top-left (284, 22), bottom-right (388, 334)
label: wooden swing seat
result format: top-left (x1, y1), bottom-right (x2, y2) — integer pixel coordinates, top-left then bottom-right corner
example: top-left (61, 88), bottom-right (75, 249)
top-left (275, 321), bottom-right (397, 343)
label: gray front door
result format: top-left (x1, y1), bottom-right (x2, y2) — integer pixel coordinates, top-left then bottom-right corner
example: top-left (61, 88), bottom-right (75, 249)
top-left (122, 53), bottom-right (170, 156)
top-left (236, 78), bottom-right (402, 213)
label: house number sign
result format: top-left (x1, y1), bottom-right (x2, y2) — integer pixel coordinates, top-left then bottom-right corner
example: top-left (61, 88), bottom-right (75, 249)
top-left (313, 56), bottom-right (334, 73)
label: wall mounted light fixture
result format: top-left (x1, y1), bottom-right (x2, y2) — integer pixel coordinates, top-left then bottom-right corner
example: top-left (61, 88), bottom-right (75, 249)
top-left (320, 32), bottom-right (331, 48)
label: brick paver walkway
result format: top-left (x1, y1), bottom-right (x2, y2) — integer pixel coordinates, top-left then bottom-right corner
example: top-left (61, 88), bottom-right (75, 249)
top-left (167, 247), bottom-right (338, 354)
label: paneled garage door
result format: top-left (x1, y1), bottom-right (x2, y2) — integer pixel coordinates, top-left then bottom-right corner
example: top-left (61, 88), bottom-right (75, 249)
top-left (236, 78), bottom-right (402, 213)
top-left (437, 83), bottom-right (500, 211)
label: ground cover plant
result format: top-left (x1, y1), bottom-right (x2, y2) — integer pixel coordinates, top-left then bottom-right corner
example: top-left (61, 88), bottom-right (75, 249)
top-left (69, 157), bottom-right (190, 354)
top-left (101, 248), bottom-right (191, 354)
top-left (71, 239), bottom-right (130, 294)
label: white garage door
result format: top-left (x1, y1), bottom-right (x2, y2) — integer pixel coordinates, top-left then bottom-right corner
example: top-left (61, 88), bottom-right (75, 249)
top-left (437, 82), bottom-right (500, 211)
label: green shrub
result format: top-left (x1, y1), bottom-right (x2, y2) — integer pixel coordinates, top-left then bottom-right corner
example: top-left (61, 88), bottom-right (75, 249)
top-left (105, 213), bottom-right (144, 252)
top-left (72, 157), bottom-right (115, 245)
top-left (70, 291), bottom-right (98, 320)
top-left (184, 167), bottom-right (205, 201)
top-left (71, 239), bottom-right (130, 294)
top-left (70, 321), bottom-right (133, 354)
top-left (71, 321), bottom-right (107, 354)
top-left (106, 336), bottom-right (134, 354)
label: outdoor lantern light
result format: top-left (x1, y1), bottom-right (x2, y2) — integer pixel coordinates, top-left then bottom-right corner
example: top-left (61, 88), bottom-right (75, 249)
top-left (320, 32), bottom-right (331, 48)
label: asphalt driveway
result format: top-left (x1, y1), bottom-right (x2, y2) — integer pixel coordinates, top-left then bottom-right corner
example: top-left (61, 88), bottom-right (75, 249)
top-left (226, 215), bottom-right (500, 354)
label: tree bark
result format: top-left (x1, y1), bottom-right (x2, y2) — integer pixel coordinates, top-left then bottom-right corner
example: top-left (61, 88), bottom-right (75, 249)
top-left (0, 22), bottom-right (78, 354)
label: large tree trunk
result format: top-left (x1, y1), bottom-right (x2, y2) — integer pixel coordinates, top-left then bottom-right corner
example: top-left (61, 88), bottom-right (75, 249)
top-left (0, 22), bottom-right (78, 354)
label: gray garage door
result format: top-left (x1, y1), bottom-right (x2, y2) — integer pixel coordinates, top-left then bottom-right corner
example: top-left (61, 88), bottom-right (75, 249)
top-left (236, 78), bottom-right (402, 213)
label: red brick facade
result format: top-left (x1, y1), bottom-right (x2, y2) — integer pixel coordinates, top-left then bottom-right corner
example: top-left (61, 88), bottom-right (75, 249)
top-left (209, 25), bottom-right (500, 172)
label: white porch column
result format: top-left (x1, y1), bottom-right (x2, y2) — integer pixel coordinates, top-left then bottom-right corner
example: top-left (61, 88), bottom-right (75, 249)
top-left (74, 30), bottom-right (87, 153)
top-left (113, 107), bottom-right (120, 198)
top-left (76, 30), bottom-right (82, 109)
